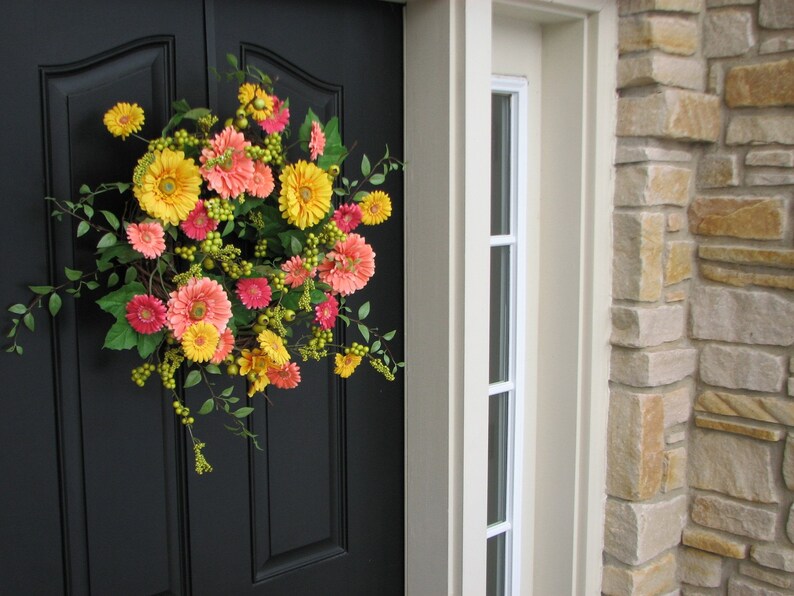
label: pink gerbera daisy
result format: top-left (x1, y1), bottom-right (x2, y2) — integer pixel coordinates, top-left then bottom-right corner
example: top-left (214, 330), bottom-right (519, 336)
top-left (125, 294), bottom-right (167, 334)
top-left (166, 277), bottom-right (232, 339)
top-left (127, 222), bottom-right (166, 259)
top-left (200, 126), bottom-right (255, 199)
top-left (236, 277), bottom-right (272, 310)
top-left (318, 234), bottom-right (376, 296)
top-left (332, 203), bottom-right (362, 233)
top-left (281, 255), bottom-right (315, 289)
top-left (259, 96), bottom-right (290, 134)
top-left (309, 120), bottom-right (326, 161)
top-left (180, 200), bottom-right (219, 241)
top-left (267, 361), bottom-right (302, 389)
top-left (247, 162), bottom-right (275, 198)
top-left (314, 293), bottom-right (338, 330)
top-left (210, 327), bottom-right (235, 365)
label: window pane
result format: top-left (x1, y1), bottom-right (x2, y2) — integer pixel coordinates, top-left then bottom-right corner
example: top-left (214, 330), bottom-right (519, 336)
top-left (488, 392), bottom-right (509, 525)
top-left (491, 94), bottom-right (511, 236)
top-left (489, 245), bottom-right (510, 384)
top-left (487, 533), bottom-right (507, 596)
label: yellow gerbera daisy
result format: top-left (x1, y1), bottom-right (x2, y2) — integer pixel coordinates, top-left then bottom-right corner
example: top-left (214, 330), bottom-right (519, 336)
top-left (181, 321), bottom-right (220, 363)
top-left (133, 148), bottom-right (202, 225)
top-left (237, 348), bottom-right (271, 397)
top-left (257, 329), bottom-right (290, 365)
top-left (359, 191), bottom-right (392, 225)
top-left (103, 102), bottom-right (145, 139)
top-left (334, 353), bottom-right (362, 378)
top-left (278, 160), bottom-right (333, 230)
top-left (238, 83), bottom-right (274, 121)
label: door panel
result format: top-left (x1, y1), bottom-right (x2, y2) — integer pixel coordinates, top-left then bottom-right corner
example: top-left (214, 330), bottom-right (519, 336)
top-left (0, 1), bottom-right (403, 594)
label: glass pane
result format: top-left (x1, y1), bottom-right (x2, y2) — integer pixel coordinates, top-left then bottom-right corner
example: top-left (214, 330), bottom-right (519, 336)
top-left (491, 94), bottom-right (511, 236)
top-left (488, 392), bottom-right (509, 525)
top-left (489, 246), bottom-right (510, 384)
top-left (487, 533), bottom-right (507, 596)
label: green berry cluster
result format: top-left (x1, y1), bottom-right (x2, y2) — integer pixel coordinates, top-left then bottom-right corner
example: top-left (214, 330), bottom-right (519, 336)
top-left (319, 220), bottom-right (346, 246)
top-left (173, 128), bottom-right (199, 150)
top-left (172, 400), bottom-right (195, 425)
top-left (157, 349), bottom-right (184, 390)
top-left (193, 441), bottom-right (213, 475)
top-left (253, 238), bottom-right (268, 258)
top-left (298, 278), bottom-right (315, 311)
top-left (261, 133), bottom-right (285, 166)
top-left (369, 357), bottom-right (396, 381)
top-left (309, 325), bottom-right (333, 349)
top-left (221, 259), bottom-right (253, 280)
top-left (148, 136), bottom-right (176, 152)
top-left (303, 233), bottom-right (321, 269)
top-left (270, 271), bottom-right (286, 292)
top-left (175, 245), bottom-right (197, 261)
top-left (298, 345), bottom-right (327, 361)
top-left (197, 114), bottom-right (218, 136)
top-left (345, 342), bottom-right (369, 357)
top-left (205, 197), bottom-right (235, 221)
top-left (172, 264), bottom-right (203, 287)
top-left (131, 362), bottom-right (156, 387)
top-left (200, 231), bottom-right (223, 253)
top-left (248, 211), bottom-right (266, 230)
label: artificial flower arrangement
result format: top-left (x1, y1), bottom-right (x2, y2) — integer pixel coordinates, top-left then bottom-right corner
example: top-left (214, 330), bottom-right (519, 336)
top-left (5, 57), bottom-right (403, 474)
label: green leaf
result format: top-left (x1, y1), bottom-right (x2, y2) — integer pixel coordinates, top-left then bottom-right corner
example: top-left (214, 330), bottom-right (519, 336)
top-left (96, 281), bottom-right (146, 319)
top-left (357, 301), bottom-right (370, 320)
top-left (102, 318), bottom-right (138, 350)
top-left (79, 184), bottom-right (92, 195)
top-left (83, 204), bottom-right (94, 219)
top-left (166, 225), bottom-right (178, 241)
top-left (183, 108), bottom-right (211, 120)
top-left (361, 154), bottom-right (371, 177)
top-left (353, 190), bottom-right (368, 203)
top-left (233, 407), bottom-right (254, 418)
top-left (96, 232), bottom-right (117, 249)
top-left (226, 53), bottom-right (239, 68)
top-left (369, 173), bottom-right (385, 185)
top-left (48, 293), bottom-right (62, 317)
top-left (184, 370), bottom-right (202, 388)
top-left (358, 323), bottom-right (370, 343)
top-left (110, 182), bottom-right (131, 194)
top-left (205, 363), bottom-right (221, 375)
top-left (227, 397), bottom-right (240, 404)
top-left (107, 272), bottom-right (120, 288)
top-left (15, 345), bottom-right (23, 355)
top-left (96, 243), bottom-right (139, 266)
top-left (337, 314), bottom-right (350, 325)
top-left (64, 267), bottom-right (82, 281)
top-left (371, 340), bottom-right (381, 353)
top-left (222, 220), bottom-right (234, 237)
top-left (29, 285), bottom-right (53, 295)
top-left (172, 98), bottom-right (191, 113)
top-left (23, 312), bottom-right (35, 332)
top-left (85, 281), bottom-right (100, 290)
top-left (8, 304), bottom-right (27, 315)
top-left (136, 330), bottom-right (163, 358)
top-left (382, 330), bottom-right (396, 341)
top-left (333, 188), bottom-right (347, 197)
top-left (100, 210), bottom-right (120, 230)
top-left (76, 221), bottom-right (90, 237)
top-left (220, 386), bottom-right (234, 398)
top-left (198, 398), bottom-right (215, 415)
top-left (124, 267), bottom-right (137, 284)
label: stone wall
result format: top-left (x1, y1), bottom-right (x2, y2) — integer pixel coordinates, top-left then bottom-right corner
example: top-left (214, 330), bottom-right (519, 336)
top-left (606, 1), bottom-right (794, 594)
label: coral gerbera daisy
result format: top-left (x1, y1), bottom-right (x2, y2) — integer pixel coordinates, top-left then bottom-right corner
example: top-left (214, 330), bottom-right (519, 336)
top-left (236, 278), bottom-right (272, 310)
top-left (125, 294), bottom-right (167, 334)
top-left (180, 321), bottom-right (220, 363)
top-left (278, 160), bottom-right (333, 230)
top-left (332, 203), bottom-right (362, 233)
top-left (259, 95), bottom-right (289, 134)
top-left (103, 102), bottom-right (145, 139)
top-left (133, 148), bottom-right (202, 225)
top-left (210, 327), bottom-right (235, 365)
top-left (247, 162), bottom-right (275, 198)
top-left (317, 234), bottom-right (376, 296)
top-left (166, 277), bottom-right (232, 339)
top-left (309, 120), bottom-right (326, 161)
top-left (180, 200), bottom-right (218, 241)
top-left (268, 362), bottom-right (301, 389)
top-left (359, 191), bottom-right (392, 225)
top-left (281, 255), bottom-right (315, 289)
top-left (127, 221), bottom-right (166, 259)
top-left (200, 126), bottom-right (255, 200)
top-left (334, 352), bottom-right (362, 378)
top-left (257, 329), bottom-right (290, 365)
top-left (314, 293), bottom-right (338, 330)
top-left (238, 83), bottom-right (274, 122)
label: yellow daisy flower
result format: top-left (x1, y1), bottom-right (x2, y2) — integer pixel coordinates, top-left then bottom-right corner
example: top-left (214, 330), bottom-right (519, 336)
top-left (237, 348), bottom-right (271, 397)
top-left (334, 353), bottom-right (362, 378)
top-left (133, 148), bottom-right (202, 225)
top-left (181, 321), bottom-right (220, 363)
top-left (278, 160), bottom-right (333, 230)
top-left (359, 191), bottom-right (392, 225)
top-left (103, 102), bottom-right (145, 139)
top-left (257, 329), bottom-right (290, 365)
top-left (238, 83), bottom-right (274, 121)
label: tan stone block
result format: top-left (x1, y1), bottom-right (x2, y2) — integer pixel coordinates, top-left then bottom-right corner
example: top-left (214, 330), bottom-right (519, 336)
top-left (727, 58), bottom-right (794, 108)
top-left (700, 263), bottom-right (794, 291)
top-left (746, 149), bottom-right (794, 167)
top-left (789, 504), bottom-right (794, 544)
top-left (707, 0), bottom-right (757, 5)
top-left (699, 154), bottom-right (740, 188)
top-left (665, 241), bottom-right (694, 285)
top-left (611, 304), bottom-right (685, 348)
top-left (704, 8), bottom-right (756, 58)
top-left (790, 377), bottom-right (794, 396)
top-left (682, 526), bottom-right (748, 559)
top-left (751, 543), bottom-right (794, 573)
top-left (612, 347), bottom-right (698, 387)
top-left (695, 389), bottom-right (794, 426)
top-left (727, 114), bottom-right (794, 145)
top-left (604, 495), bottom-right (687, 565)
top-left (616, 139), bottom-right (694, 164)
top-left (613, 212), bottom-right (665, 301)
top-left (616, 164), bottom-right (692, 206)
top-left (662, 446), bottom-right (686, 492)
top-left (746, 170), bottom-right (794, 186)
top-left (729, 575), bottom-right (794, 595)
top-left (619, 15), bottom-right (698, 55)
top-left (665, 289), bottom-right (688, 302)
top-left (759, 0), bottom-right (794, 29)
top-left (680, 546), bottom-right (723, 588)
top-left (618, 53), bottom-right (704, 90)
top-left (785, 433), bottom-right (794, 490)
top-left (695, 413), bottom-right (785, 441)
top-left (618, 90), bottom-right (721, 142)
top-left (664, 383), bottom-right (693, 427)
top-left (689, 196), bottom-right (786, 240)
top-left (760, 35), bottom-right (794, 55)
top-left (692, 493), bottom-right (778, 541)
top-left (602, 551), bottom-right (677, 596)
top-left (738, 561), bottom-right (794, 590)
top-left (699, 245), bottom-right (794, 269)
top-left (700, 343), bottom-right (786, 393)
top-left (708, 62), bottom-right (725, 95)
top-left (667, 212), bottom-right (685, 232)
top-left (620, 0), bottom-right (702, 13)
top-left (666, 427), bottom-right (686, 444)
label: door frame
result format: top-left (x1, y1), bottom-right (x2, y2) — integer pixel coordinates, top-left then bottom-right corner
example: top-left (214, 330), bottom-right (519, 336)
top-left (403, 0), bottom-right (617, 593)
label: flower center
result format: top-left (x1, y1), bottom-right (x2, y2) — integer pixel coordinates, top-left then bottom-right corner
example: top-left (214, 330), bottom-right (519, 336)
top-left (370, 205), bottom-right (379, 214)
top-left (159, 177), bottom-right (177, 195)
top-left (141, 231), bottom-right (152, 243)
top-left (194, 214), bottom-right (207, 227)
top-left (139, 308), bottom-right (152, 321)
top-left (194, 335), bottom-right (206, 347)
top-left (299, 186), bottom-right (313, 202)
top-left (119, 115), bottom-right (130, 125)
top-left (190, 301), bottom-right (207, 320)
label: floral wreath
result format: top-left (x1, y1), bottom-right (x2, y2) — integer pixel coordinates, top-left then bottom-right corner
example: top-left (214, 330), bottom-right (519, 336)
top-left (5, 56), bottom-right (403, 474)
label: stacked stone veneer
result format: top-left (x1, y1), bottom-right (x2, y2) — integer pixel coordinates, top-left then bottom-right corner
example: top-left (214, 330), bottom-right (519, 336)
top-left (605, 1), bottom-right (794, 594)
